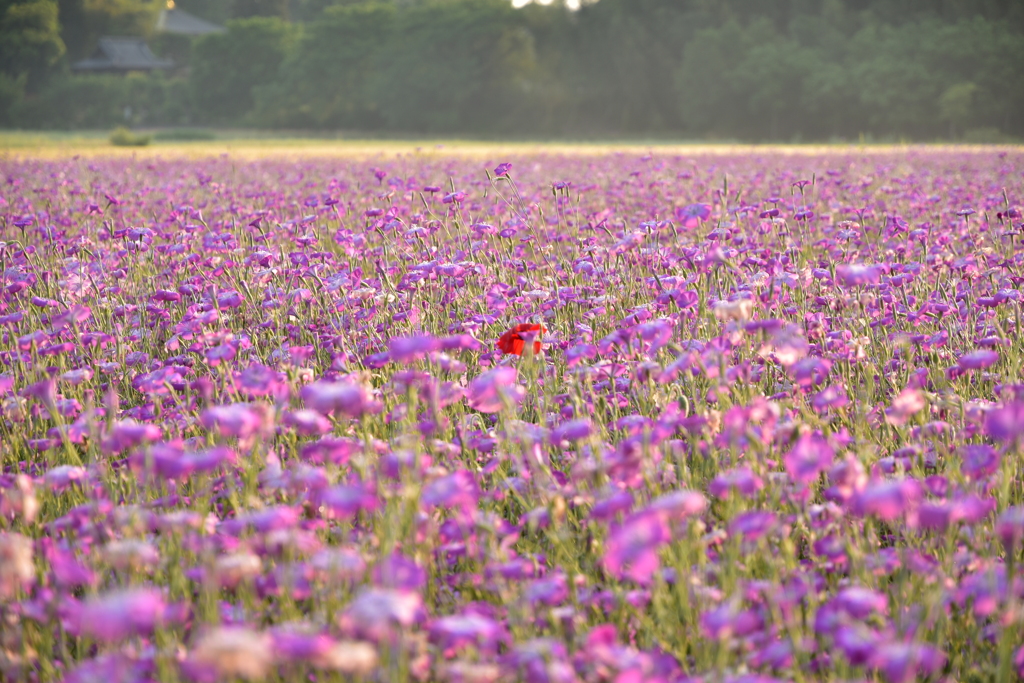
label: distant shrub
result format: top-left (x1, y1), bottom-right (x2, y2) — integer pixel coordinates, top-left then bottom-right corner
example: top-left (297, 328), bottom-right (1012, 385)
top-left (963, 127), bottom-right (1017, 144)
top-left (110, 127), bottom-right (151, 146)
top-left (153, 128), bottom-right (217, 141)
top-left (7, 73), bottom-right (192, 130)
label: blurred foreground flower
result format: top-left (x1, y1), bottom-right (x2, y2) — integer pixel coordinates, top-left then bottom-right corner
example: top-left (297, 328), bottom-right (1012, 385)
top-left (188, 626), bottom-right (273, 681)
top-left (465, 367), bottom-right (525, 413)
top-left (0, 532), bottom-right (33, 599)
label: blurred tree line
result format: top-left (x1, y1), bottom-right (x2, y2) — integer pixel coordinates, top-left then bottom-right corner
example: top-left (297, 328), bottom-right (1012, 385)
top-left (2, 0), bottom-right (1023, 140)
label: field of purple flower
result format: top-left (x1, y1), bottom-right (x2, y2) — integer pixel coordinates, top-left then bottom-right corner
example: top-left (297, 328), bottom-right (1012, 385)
top-left (1, 148), bottom-right (1024, 683)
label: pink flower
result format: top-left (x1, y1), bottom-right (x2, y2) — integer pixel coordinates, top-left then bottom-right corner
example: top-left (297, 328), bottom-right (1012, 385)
top-left (601, 510), bottom-right (671, 584)
top-left (301, 380), bottom-right (381, 418)
top-left (465, 367), bottom-right (524, 414)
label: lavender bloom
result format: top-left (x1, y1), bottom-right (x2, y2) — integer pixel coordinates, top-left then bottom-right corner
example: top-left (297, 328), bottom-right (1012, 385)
top-left (429, 612), bottom-right (505, 655)
top-left (301, 380), bottom-right (381, 418)
top-left (72, 588), bottom-right (167, 642)
top-left (551, 418), bottom-right (593, 444)
top-left (675, 203), bottom-right (711, 228)
top-left (852, 479), bottom-right (922, 521)
top-left (709, 467), bottom-right (764, 499)
top-left (783, 431), bottom-right (834, 484)
top-left (589, 490), bottom-right (634, 521)
top-left (201, 403), bottom-right (272, 440)
top-left (339, 588), bottom-right (424, 641)
top-left (997, 506), bottom-right (1024, 552)
top-left (834, 586), bottom-right (888, 619)
top-left (389, 334), bottom-right (439, 364)
top-left (986, 402), bottom-right (1024, 444)
top-left (601, 510), bottom-right (671, 584)
top-left (835, 263), bottom-right (883, 286)
top-left (728, 511), bottom-right (776, 542)
top-left (871, 642), bottom-right (946, 683)
top-left (465, 367), bottom-right (524, 414)
top-left (701, 600), bottom-right (764, 639)
top-left (960, 444), bottom-right (1000, 479)
top-left (958, 349), bottom-right (999, 371)
top-left (422, 470), bottom-right (478, 517)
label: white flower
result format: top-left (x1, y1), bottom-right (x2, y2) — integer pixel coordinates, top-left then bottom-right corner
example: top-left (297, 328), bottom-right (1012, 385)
top-left (191, 627), bottom-right (273, 681)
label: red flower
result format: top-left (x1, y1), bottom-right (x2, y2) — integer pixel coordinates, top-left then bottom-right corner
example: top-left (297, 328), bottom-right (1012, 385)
top-left (497, 324), bottom-right (545, 356)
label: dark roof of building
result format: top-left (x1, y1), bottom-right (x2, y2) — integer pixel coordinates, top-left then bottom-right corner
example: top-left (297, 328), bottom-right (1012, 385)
top-left (155, 8), bottom-right (225, 36)
top-left (72, 37), bottom-right (174, 72)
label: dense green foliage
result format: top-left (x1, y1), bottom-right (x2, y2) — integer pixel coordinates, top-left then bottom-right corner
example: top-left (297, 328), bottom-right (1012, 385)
top-left (2, 0), bottom-right (1023, 140)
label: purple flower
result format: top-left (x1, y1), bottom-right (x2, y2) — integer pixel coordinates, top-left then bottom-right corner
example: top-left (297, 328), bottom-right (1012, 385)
top-left (465, 367), bottom-right (524, 414)
top-left (601, 510), bottom-right (671, 584)
top-left (783, 431), bottom-right (834, 484)
top-left (834, 586), bottom-right (888, 619)
top-left (958, 349), bottom-right (999, 370)
top-left (645, 489), bottom-right (707, 520)
top-left (997, 506), bottom-right (1024, 552)
top-left (701, 600), bottom-right (764, 639)
top-left (201, 403), bottom-right (272, 440)
top-left (835, 263), bottom-right (882, 287)
top-left (429, 612), bottom-right (505, 654)
top-left (72, 589), bottom-right (168, 642)
top-left (852, 479), bottom-right (922, 521)
top-left (960, 444), bottom-right (1000, 480)
top-left (551, 418), bottom-right (593, 444)
top-left (301, 380), bottom-right (380, 418)
top-left (709, 466), bottom-right (764, 499)
top-left (339, 588), bottom-right (424, 641)
top-left (493, 162), bottom-right (513, 177)
top-left (388, 334), bottom-right (439, 364)
top-left (372, 552), bottom-right (427, 590)
top-left (675, 203), bottom-right (711, 228)
top-left (871, 642), bottom-right (946, 683)
top-left (728, 510), bottom-right (776, 542)
top-left (313, 484), bottom-right (379, 520)
top-left (985, 402), bottom-right (1024, 443)
top-left (422, 470), bottom-right (478, 517)
top-left (589, 490), bottom-right (634, 521)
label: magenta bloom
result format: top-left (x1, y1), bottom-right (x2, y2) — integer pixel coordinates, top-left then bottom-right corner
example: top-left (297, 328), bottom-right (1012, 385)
top-left (551, 418), bottom-right (593, 444)
top-left (958, 349), bottom-right (999, 370)
top-left (465, 367), bottom-right (524, 414)
top-left (301, 380), bottom-right (380, 418)
top-left (783, 431), bottom-right (834, 484)
top-left (429, 612), bottom-right (505, 654)
top-left (960, 444), bottom-right (1000, 480)
top-left (835, 263), bottom-right (882, 286)
top-left (314, 484), bottom-right (379, 519)
top-left (589, 490), bottom-right (634, 521)
top-left (645, 489), bottom-right (707, 520)
top-left (340, 588), bottom-right (424, 641)
top-left (388, 334), bottom-right (438, 364)
top-left (601, 510), bottom-right (671, 584)
top-left (996, 506), bottom-right (1024, 552)
top-left (834, 586), bottom-right (888, 619)
top-left (493, 162), bottom-right (513, 177)
top-left (201, 403), bottom-right (271, 439)
top-left (871, 642), bottom-right (946, 683)
top-left (422, 470), bottom-right (478, 517)
top-left (701, 601), bottom-right (764, 639)
top-left (852, 479), bottom-right (922, 521)
top-left (675, 203), bottom-right (711, 228)
top-left (709, 466), bottom-right (764, 499)
top-left (72, 588), bottom-right (168, 642)
top-left (728, 510), bottom-right (776, 542)
top-left (985, 402), bottom-right (1024, 443)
